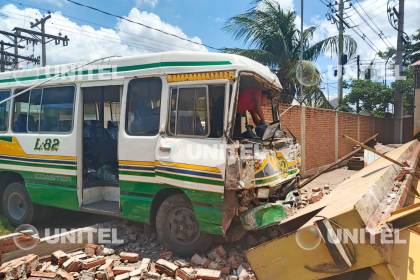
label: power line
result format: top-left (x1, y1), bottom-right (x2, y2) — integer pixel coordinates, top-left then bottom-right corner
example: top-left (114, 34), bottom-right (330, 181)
top-left (352, 0), bottom-right (393, 48)
top-left (0, 10), bottom-right (187, 53)
top-left (4, 0), bottom-right (212, 53)
top-left (343, 13), bottom-right (381, 53)
top-left (65, 0), bottom-right (220, 51)
top-left (354, 0), bottom-right (393, 46)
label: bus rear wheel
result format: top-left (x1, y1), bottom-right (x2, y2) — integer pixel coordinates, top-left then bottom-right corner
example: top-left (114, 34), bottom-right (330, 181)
top-left (2, 182), bottom-right (36, 226)
top-left (155, 194), bottom-right (212, 256)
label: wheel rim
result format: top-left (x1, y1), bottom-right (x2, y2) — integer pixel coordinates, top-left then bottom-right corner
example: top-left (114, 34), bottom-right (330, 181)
top-left (8, 192), bottom-right (27, 221)
top-left (168, 206), bottom-right (200, 245)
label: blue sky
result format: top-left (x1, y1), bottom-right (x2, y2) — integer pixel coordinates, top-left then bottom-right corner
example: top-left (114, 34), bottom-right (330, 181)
top-left (0, 0), bottom-right (419, 100)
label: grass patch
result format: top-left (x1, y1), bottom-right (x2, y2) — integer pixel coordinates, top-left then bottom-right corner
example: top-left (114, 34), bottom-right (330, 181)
top-left (0, 215), bottom-right (14, 235)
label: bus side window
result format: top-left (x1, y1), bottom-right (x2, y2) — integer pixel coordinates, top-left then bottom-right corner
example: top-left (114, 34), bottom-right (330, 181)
top-left (0, 90), bottom-right (11, 132)
top-left (12, 90), bottom-right (31, 133)
top-left (40, 86), bottom-right (75, 133)
top-left (126, 78), bottom-right (162, 136)
top-left (12, 86), bottom-right (75, 133)
top-left (168, 85), bottom-right (225, 138)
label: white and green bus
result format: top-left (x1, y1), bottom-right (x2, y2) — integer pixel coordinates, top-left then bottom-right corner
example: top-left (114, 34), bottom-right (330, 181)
top-left (0, 51), bottom-right (300, 255)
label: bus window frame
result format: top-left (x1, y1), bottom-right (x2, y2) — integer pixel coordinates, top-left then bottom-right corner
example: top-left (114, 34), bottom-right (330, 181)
top-left (164, 79), bottom-right (232, 140)
top-left (124, 76), bottom-right (163, 137)
top-left (167, 84), bottom-right (211, 139)
top-left (0, 89), bottom-right (11, 133)
top-left (11, 84), bottom-right (77, 135)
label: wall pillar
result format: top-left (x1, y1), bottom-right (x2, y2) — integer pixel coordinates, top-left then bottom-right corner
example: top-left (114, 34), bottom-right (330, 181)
top-left (300, 106), bottom-right (306, 171)
top-left (335, 112), bottom-right (339, 161)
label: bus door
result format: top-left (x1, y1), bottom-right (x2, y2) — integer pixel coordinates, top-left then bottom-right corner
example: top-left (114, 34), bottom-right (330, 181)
top-left (156, 83), bottom-right (227, 201)
top-left (80, 84), bottom-right (122, 215)
top-left (118, 77), bottom-right (163, 222)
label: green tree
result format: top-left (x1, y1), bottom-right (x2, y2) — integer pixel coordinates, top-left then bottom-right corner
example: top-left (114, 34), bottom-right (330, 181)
top-left (392, 68), bottom-right (415, 115)
top-left (406, 28), bottom-right (420, 64)
top-left (223, 0), bottom-right (357, 106)
top-left (343, 80), bottom-right (393, 117)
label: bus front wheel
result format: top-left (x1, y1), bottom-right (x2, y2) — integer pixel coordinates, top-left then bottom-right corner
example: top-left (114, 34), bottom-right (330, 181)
top-left (2, 182), bottom-right (36, 226)
top-left (155, 194), bottom-right (212, 256)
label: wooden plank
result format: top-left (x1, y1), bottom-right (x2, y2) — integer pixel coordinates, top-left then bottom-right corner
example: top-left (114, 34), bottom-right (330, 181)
top-left (1, 225), bottom-right (98, 264)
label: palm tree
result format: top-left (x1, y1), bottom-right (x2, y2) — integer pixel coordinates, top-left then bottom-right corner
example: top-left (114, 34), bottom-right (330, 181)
top-left (224, 0), bottom-right (357, 106)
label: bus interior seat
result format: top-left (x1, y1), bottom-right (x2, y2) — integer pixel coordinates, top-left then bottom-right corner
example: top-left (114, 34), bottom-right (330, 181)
top-left (14, 113), bottom-right (37, 132)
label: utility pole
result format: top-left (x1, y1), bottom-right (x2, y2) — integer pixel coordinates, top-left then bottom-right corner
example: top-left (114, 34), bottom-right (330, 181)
top-left (394, 0), bottom-right (405, 144)
top-left (0, 41), bottom-right (29, 72)
top-left (0, 30), bottom-right (38, 70)
top-left (357, 55), bottom-right (360, 79)
top-left (31, 14), bottom-right (51, 66)
top-left (14, 13), bottom-right (69, 67)
top-left (0, 41), bottom-right (4, 72)
top-left (337, 0), bottom-right (344, 105)
top-left (299, 0), bottom-right (304, 102)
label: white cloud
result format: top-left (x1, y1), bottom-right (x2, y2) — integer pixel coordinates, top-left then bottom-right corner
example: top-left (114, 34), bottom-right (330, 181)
top-left (0, 4), bottom-right (206, 66)
top-left (135, 0), bottom-right (159, 9)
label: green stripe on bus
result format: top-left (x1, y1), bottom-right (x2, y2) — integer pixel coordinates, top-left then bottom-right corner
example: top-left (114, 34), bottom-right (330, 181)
top-left (0, 60), bottom-right (232, 84)
top-left (0, 159), bottom-right (76, 170)
top-left (119, 170), bottom-right (155, 177)
top-left (0, 136), bottom-right (13, 142)
top-left (120, 180), bottom-right (223, 206)
top-left (156, 171), bottom-right (225, 186)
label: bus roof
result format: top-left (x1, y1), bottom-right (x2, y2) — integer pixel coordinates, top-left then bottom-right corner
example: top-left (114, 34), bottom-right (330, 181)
top-left (0, 51), bottom-right (281, 90)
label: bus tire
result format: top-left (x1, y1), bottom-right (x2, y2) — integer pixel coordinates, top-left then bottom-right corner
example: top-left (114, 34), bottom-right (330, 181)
top-left (155, 193), bottom-right (212, 256)
top-left (2, 182), bottom-right (36, 226)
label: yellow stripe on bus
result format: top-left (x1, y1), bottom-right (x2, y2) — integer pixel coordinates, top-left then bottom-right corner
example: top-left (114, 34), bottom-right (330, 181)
top-left (118, 160), bottom-right (221, 174)
top-left (118, 160), bottom-right (156, 167)
top-left (0, 137), bottom-right (76, 161)
top-left (158, 161), bottom-right (221, 173)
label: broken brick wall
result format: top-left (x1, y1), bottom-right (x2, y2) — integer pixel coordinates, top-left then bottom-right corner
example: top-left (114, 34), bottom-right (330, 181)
top-left (265, 102), bottom-right (414, 175)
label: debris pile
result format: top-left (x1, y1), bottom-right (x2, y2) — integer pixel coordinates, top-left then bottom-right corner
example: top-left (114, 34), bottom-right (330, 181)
top-left (298, 185), bottom-right (331, 208)
top-left (0, 243), bottom-right (256, 280)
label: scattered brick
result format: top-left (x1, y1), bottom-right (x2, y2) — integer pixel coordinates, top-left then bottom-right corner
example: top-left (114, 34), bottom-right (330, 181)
top-left (84, 244), bottom-right (100, 257)
top-left (195, 268), bottom-right (222, 280)
top-left (146, 271), bottom-right (161, 279)
top-left (30, 271), bottom-right (57, 278)
top-left (52, 250), bottom-right (69, 266)
top-left (174, 258), bottom-right (190, 268)
top-left (112, 266), bottom-right (135, 276)
top-left (98, 258), bottom-right (114, 271)
top-left (176, 267), bottom-right (197, 280)
top-left (119, 252), bottom-right (139, 263)
top-left (56, 268), bottom-right (74, 280)
top-left (115, 272), bottom-right (131, 280)
top-left (140, 257), bottom-right (151, 270)
top-left (81, 257), bottom-right (106, 270)
top-left (155, 259), bottom-right (179, 277)
top-left (62, 257), bottom-right (82, 273)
